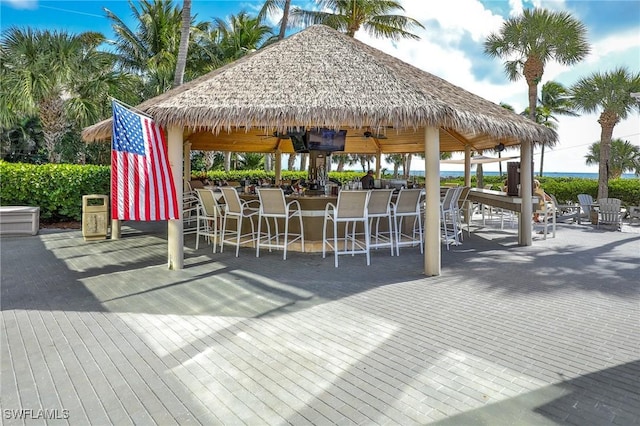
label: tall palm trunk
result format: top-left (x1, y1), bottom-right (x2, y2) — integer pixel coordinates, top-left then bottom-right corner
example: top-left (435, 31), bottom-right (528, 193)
top-left (279, 0), bottom-right (291, 40)
top-left (224, 152), bottom-right (231, 172)
top-left (404, 154), bottom-right (412, 179)
top-left (597, 111), bottom-right (618, 199)
top-left (300, 153), bottom-right (308, 171)
top-left (288, 154), bottom-right (296, 170)
top-left (173, 0), bottom-right (191, 88)
top-left (39, 96), bottom-right (67, 163)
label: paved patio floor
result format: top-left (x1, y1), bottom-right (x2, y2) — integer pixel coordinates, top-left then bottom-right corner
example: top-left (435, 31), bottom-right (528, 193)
top-left (1, 217), bottom-right (639, 425)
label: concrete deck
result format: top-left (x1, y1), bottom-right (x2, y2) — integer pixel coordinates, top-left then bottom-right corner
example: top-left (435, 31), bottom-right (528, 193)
top-left (1, 216), bottom-right (639, 425)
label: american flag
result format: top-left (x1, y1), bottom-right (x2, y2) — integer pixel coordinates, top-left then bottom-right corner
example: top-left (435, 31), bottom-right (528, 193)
top-left (111, 101), bottom-right (179, 221)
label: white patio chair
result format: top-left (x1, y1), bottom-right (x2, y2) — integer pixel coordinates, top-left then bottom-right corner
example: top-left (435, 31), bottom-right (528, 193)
top-left (596, 198), bottom-right (623, 230)
top-left (456, 186), bottom-right (472, 239)
top-left (628, 206), bottom-right (640, 225)
top-left (577, 193), bottom-right (595, 224)
top-left (534, 196), bottom-right (556, 239)
top-left (194, 188), bottom-right (223, 252)
top-left (366, 188), bottom-right (395, 256)
top-left (548, 193), bottom-right (579, 223)
top-left (440, 187), bottom-right (463, 249)
top-left (391, 188), bottom-right (424, 255)
top-left (255, 188), bottom-right (304, 260)
top-left (323, 190), bottom-right (371, 267)
top-left (183, 191), bottom-right (200, 237)
top-left (219, 186), bottom-right (260, 256)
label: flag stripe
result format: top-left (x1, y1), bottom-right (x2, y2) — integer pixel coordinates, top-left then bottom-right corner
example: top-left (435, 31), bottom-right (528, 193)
top-left (111, 101), bottom-right (179, 221)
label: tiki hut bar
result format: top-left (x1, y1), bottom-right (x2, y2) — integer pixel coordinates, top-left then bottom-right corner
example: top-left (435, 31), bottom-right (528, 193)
top-left (82, 25), bottom-right (557, 275)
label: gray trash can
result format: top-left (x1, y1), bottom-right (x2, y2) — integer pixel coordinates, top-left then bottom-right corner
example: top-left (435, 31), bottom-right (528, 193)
top-left (82, 194), bottom-right (109, 241)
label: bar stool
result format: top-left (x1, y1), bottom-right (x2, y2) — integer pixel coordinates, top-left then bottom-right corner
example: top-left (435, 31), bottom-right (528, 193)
top-left (323, 190), bottom-right (371, 267)
top-left (391, 188), bottom-right (424, 255)
top-left (194, 188), bottom-right (223, 252)
top-left (219, 187), bottom-right (260, 257)
top-left (255, 188), bottom-right (304, 260)
top-left (366, 189), bottom-right (395, 256)
top-left (440, 186), bottom-right (463, 249)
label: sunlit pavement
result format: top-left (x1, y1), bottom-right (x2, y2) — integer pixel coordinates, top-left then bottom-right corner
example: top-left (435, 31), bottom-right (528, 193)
top-left (1, 218), bottom-right (638, 425)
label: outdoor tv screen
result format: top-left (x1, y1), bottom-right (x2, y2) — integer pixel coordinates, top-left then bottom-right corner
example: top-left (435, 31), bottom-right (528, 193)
top-left (306, 128), bottom-right (347, 152)
top-left (288, 130), bottom-right (308, 152)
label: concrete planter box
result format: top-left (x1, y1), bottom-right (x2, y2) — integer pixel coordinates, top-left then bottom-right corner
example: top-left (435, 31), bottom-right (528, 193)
top-left (0, 206), bottom-right (40, 236)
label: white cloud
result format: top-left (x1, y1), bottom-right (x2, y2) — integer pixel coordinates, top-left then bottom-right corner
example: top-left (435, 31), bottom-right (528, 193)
top-left (588, 29), bottom-right (640, 63)
top-left (4, 0), bottom-right (37, 9)
top-left (356, 0), bottom-right (640, 173)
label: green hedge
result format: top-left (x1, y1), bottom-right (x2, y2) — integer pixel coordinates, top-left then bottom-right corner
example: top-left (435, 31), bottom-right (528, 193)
top-left (1, 161), bottom-right (638, 223)
top-left (0, 161), bottom-right (110, 222)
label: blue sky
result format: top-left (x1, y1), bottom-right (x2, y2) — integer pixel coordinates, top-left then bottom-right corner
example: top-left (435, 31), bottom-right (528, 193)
top-left (1, 0), bottom-right (639, 173)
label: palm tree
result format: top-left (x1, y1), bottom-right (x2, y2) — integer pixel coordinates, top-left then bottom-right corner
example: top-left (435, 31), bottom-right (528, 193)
top-left (570, 67), bottom-right (640, 198)
top-left (288, 0), bottom-right (424, 40)
top-left (0, 116), bottom-right (43, 163)
top-left (484, 8), bottom-right (589, 123)
top-left (331, 153), bottom-right (354, 172)
top-left (212, 11), bottom-right (274, 61)
top-left (384, 154), bottom-right (403, 178)
top-left (0, 27), bottom-right (134, 163)
top-left (173, 0), bottom-right (192, 88)
top-left (585, 138), bottom-right (640, 178)
top-left (523, 81), bottom-right (577, 176)
top-left (105, 0), bottom-right (211, 97)
top-left (237, 153), bottom-right (265, 170)
top-left (258, 0), bottom-right (292, 41)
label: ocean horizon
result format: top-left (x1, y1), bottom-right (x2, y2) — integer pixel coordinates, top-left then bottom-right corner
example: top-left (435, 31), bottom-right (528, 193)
top-left (406, 170), bottom-right (638, 180)
top-left (334, 169), bottom-right (637, 180)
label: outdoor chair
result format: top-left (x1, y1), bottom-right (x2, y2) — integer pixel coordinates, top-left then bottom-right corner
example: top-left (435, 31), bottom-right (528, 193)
top-left (255, 188), bottom-right (304, 260)
top-left (577, 194), bottom-right (595, 224)
top-left (219, 186), bottom-right (260, 256)
top-left (456, 186), bottom-right (472, 239)
top-left (596, 198), bottom-right (622, 230)
top-left (533, 196), bottom-right (556, 239)
top-left (183, 191), bottom-right (200, 237)
top-left (366, 188), bottom-right (395, 256)
top-left (628, 206), bottom-right (640, 225)
top-left (440, 187), bottom-right (463, 249)
top-left (323, 190), bottom-right (371, 267)
top-left (548, 193), bottom-right (579, 223)
top-left (391, 188), bottom-right (424, 255)
top-left (194, 188), bottom-right (223, 252)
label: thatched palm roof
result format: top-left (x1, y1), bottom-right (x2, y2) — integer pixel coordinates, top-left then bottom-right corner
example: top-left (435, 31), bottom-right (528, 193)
top-left (82, 25), bottom-right (556, 153)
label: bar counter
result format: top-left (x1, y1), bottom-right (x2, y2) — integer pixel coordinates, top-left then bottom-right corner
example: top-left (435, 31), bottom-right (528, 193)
top-left (467, 187), bottom-right (538, 213)
top-left (238, 193), bottom-right (338, 252)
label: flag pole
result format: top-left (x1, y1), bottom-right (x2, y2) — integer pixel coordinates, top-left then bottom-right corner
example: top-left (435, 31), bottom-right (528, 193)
top-left (111, 97), bottom-right (154, 119)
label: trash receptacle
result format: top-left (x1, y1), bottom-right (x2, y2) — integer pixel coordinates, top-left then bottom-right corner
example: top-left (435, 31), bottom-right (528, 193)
top-left (82, 194), bottom-right (109, 241)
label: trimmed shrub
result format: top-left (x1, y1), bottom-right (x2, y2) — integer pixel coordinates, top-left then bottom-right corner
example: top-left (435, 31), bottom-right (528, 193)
top-left (0, 161), bottom-right (110, 221)
top-left (1, 162), bottom-right (637, 223)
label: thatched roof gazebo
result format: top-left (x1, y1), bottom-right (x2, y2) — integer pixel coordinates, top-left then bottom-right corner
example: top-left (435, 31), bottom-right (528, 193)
top-left (83, 24), bottom-right (556, 274)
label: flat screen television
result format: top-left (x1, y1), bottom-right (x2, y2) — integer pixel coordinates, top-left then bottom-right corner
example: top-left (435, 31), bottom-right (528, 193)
top-left (306, 128), bottom-right (347, 152)
top-left (288, 130), bottom-right (308, 153)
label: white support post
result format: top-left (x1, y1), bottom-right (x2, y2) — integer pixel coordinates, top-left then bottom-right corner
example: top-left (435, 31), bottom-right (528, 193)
top-left (464, 145), bottom-right (472, 223)
top-left (167, 126), bottom-right (184, 270)
top-left (110, 219), bottom-right (121, 240)
top-left (424, 126), bottom-right (441, 276)
top-left (464, 145), bottom-right (471, 187)
top-left (519, 140), bottom-right (533, 246)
